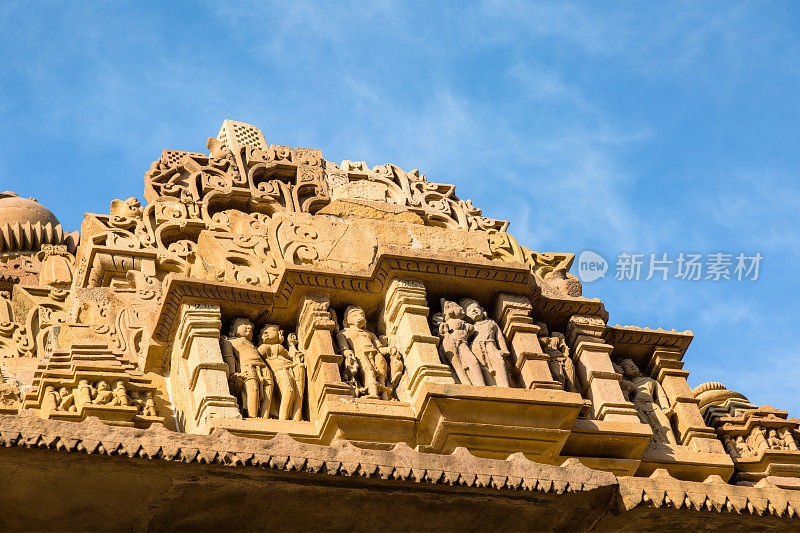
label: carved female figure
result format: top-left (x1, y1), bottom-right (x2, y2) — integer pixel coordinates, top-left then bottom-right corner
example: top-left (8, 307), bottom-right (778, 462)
top-left (435, 299), bottom-right (485, 386)
top-left (460, 298), bottom-right (512, 387)
top-left (257, 325), bottom-right (305, 421)
top-left (221, 318), bottom-right (273, 419)
top-left (618, 358), bottom-right (676, 445)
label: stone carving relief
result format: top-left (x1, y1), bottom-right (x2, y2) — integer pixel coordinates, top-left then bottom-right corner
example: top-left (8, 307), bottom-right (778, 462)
top-left (486, 231), bottom-right (581, 297)
top-left (257, 324), bottom-right (305, 421)
top-left (0, 362), bottom-right (21, 413)
top-left (433, 298), bottom-right (514, 387)
top-left (37, 244), bottom-right (74, 288)
top-left (616, 358), bottom-right (676, 445)
top-left (736, 426), bottom-right (800, 456)
top-left (0, 254), bottom-right (41, 285)
top-left (536, 322), bottom-right (578, 393)
top-left (0, 318), bottom-right (34, 358)
top-left (335, 305), bottom-right (403, 400)
top-left (326, 161), bottom-right (508, 233)
top-left (221, 318), bottom-right (307, 420)
top-left (42, 380), bottom-right (157, 418)
top-left (724, 435), bottom-right (755, 459)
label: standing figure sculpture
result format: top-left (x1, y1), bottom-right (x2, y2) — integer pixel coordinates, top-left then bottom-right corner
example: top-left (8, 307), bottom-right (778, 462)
top-left (618, 358), bottom-right (677, 445)
top-left (537, 322), bottom-right (578, 393)
top-left (221, 318), bottom-right (273, 419)
top-left (257, 325), bottom-right (305, 421)
top-left (336, 306), bottom-right (401, 400)
top-left (434, 299), bottom-right (485, 386)
top-left (460, 298), bottom-right (513, 387)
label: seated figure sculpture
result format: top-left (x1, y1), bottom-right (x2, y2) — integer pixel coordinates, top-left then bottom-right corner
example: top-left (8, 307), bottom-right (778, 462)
top-left (460, 298), bottom-right (513, 387)
top-left (221, 318), bottom-right (273, 419)
top-left (335, 306), bottom-right (402, 400)
top-left (93, 381), bottom-right (115, 405)
top-left (109, 381), bottom-right (133, 407)
top-left (618, 358), bottom-right (677, 445)
top-left (257, 325), bottom-right (305, 421)
top-left (56, 387), bottom-right (76, 412)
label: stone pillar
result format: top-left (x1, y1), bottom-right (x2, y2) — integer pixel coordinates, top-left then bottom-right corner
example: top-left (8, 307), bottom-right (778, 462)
top-left (649, 347), bottom-right (726, 453)
top-left (566, 315), bottom-right (640, 422)
top-left (382, 278), bottom-right (453, 399)
top-left (493, 293), bottom-right (560, 390)
top-left (296, 294), bottom-right (353, 420)
top-left (171, 303), bottom-right (240, 433)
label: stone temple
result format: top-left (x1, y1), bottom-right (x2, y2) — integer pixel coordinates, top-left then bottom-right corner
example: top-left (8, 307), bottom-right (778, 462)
top-left (0, 120), bottom-right (798, 531)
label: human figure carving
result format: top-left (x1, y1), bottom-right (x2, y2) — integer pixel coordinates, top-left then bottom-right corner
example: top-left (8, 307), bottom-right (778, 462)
top-left (336, 306), bottom-right (400, 400)
top-left (93, 381), bottom-right (115, 405)
top-left (141, 391), bottom-right (158, 417)
top-left (42, 386), bottom-right (60, 412)
top-left (221, 318), bottom-right (273, 418)
top-left (537, 322), bottom-right (578, 393)
top-left (257, 325), bottom-right (305, 421)
top-left (751, 427), bottom-right (769, 452)
top-left (733, 436), bottom-right (754, 458)
top-left (460, 298), bottom-right (513, 387)
top-left (109, 381), bottom-right (133, 406)
top-left (434, 299), bottom-right (485, 386)
top-left (56, 387), bottom-right (76, 412)
top-left (76, 379), bottom-right (94, 406)
top-left (341, 350), bottom-right (365, 396)
top-left (782, 428), bottom-right (799, 451)
top-left (618, 358), bottom-right (676, 445)
top-left (767, 429), bottom-right (786, 450)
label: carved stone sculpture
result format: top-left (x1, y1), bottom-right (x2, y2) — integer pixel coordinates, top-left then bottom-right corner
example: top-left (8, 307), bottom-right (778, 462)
top-left (767, 429), bottom-right (788, 450)
top-left (783, 428), bottom-right (799, 451)
top-left (335, 306), bottom-right (401, 400)
top-left (57, 387), bottom-right (76, 412)
top-left (618, 358), bottom-right (676, 445)
top-left (257, 325), bottom-right (305, 421)
top-left (221, 318), bottom-right (272, 418)
top-left (140, 391), bottom-right (157, 417)
top-left (460, 298), bottom-right (513, 387)
top-left (93, 381), bottom-right (115, 405)
top-left (538, 322), bottom-right (579, 394)
top-left (109, 381), bottom-right (134, 407)
top-left (434, 299), bottom-right (485, 386)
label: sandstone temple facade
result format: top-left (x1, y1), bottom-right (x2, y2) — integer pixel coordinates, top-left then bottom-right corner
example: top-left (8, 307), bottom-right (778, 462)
top-left (0, 120), bottom-right (798, 530)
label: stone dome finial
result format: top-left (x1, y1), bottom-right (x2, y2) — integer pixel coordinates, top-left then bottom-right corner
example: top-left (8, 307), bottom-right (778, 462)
top-left (0, 192), bottom-right (70, 253)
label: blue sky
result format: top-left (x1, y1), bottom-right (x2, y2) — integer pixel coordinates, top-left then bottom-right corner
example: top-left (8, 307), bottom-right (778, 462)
top-left (1, 2), bottom-right (799, 413)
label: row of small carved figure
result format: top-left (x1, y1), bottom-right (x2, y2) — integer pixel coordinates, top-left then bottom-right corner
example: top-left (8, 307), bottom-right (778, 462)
top-left (724, 427), bottom-right (799, 459)
top-left (221, 305), bottom-right (408, 423)
top-left (433, 297), bottom-right (578, 392)
top-left (43, 380), bottom-right (157, 416)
